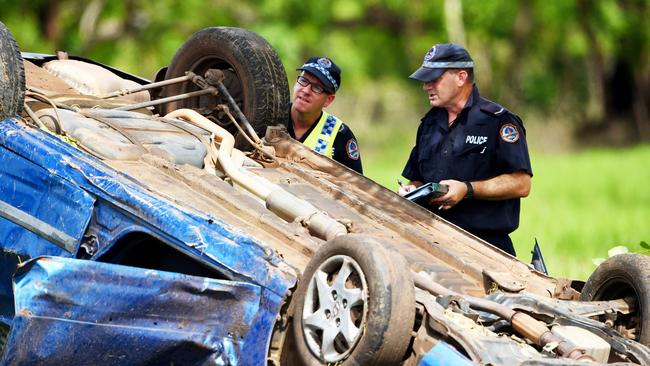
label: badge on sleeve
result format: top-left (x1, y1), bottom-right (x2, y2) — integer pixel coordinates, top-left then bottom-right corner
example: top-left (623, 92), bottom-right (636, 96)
top-left (500, 123), bottom-right (520, 143)
top-left (346, 139), bottom-right (360, 160)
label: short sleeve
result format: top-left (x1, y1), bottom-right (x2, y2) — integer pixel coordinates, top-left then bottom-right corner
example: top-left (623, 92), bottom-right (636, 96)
top-left (332, 124), bottom-right (363, 174)
top-left (495, 114), bottom-right (533, 177)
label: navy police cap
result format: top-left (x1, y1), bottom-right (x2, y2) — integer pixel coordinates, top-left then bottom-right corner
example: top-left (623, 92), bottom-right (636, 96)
top-left (409, 43), bottom-right (474, 83)
top-left (297, 56), bottom-right (341, 94)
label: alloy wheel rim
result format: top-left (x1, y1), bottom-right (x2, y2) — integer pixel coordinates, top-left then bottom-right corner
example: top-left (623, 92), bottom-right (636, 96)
top-left (302, 255), bottom-right (368, 362)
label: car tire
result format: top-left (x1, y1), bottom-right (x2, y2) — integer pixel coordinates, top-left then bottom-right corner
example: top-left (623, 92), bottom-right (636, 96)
top-left (289, 235), bottom-right (415, 365)
top-left (0, 21), bottom-right (25, 120)
top-left (580, 253), bottom-right (650, 345)
top-left (161, 27), bottom-right (289, 149)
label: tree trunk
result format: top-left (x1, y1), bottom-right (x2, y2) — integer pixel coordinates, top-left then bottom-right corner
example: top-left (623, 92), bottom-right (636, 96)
top-left (576, 0), bottom-right (606, 123)
top-left (502, 0), bottom-right (533, 111)
top-left (443, 0), bottom-right (466, 46)
top-left (38, 0), bottom-right (60, 43)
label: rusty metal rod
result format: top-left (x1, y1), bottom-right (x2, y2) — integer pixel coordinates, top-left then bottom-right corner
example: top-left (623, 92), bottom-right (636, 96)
top-left (100, 74), bottom-right (194, 99)
top-left (213, 81), bottom-right (260, 144)
top-left (412, 271), bottom-right (593, 361)
top-left (113, 88), bottom-right (216, 111)
top-left (206, 69), bottom-right (261, 144)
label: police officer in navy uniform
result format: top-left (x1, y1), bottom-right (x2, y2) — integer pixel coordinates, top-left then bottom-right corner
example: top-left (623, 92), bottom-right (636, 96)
top-left (287, 57), bottom-right (363, 174)
top-left (398, 44), bottom-right (532, 256)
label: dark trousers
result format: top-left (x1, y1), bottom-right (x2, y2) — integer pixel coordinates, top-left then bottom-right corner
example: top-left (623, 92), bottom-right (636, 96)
top-left (468, 229), bottom-right (516, 256)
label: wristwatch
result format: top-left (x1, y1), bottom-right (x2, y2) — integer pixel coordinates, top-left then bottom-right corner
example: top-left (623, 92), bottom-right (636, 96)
top-left (464, 181), bottom-right (474, 199)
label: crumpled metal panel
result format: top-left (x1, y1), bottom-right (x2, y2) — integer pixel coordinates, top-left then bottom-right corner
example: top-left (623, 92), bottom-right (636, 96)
top-left (1, 256), bottom-right (263, 365)
top-left (0, 118), bottom-right (295, 298)
top-left (0, 144), bottom-right (94, 257)
top-left (0, 139), bottom-right (95, 327)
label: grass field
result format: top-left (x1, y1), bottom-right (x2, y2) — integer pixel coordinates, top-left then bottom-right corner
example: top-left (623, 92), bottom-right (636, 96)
top-left (358, 126), bottom-right (650, 281)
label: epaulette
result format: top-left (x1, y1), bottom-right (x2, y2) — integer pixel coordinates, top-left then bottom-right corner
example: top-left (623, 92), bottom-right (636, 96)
top-left (479, 98), bottom-right (508, 117)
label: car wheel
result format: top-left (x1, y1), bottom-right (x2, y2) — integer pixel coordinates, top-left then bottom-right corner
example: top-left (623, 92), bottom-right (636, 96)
top-left (289, 235), bottom-right (415, 365)
top-left (161, 27), bottom-right (289, 149)
top-left (0, 21), bottom-right (24, 120)
top-left (580, 253), bottom-right (650, 345)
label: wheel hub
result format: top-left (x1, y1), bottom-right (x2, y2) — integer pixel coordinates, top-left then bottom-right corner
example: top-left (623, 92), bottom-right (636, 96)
top-left (302, 255), bottom-right (368, 362)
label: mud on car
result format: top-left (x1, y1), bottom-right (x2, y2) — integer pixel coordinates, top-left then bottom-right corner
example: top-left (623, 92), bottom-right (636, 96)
top-left (1, 21), bottom-right (650, 365)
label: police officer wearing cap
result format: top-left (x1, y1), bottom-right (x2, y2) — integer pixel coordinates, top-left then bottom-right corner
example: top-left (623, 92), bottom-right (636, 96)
top-left (287, 57), bottom-right (363, 174)
top-left (398, 44), bottom-right (532, 256)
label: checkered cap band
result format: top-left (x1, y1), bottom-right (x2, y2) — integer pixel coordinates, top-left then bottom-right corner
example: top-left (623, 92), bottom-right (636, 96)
top-left (422, 61), bottom-right (474, 68)
top-left (302, 62), bottom-right (339, 91)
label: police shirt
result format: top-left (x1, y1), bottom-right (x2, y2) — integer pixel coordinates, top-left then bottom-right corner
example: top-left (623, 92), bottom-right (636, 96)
top-left (287, 111), bottom-right (363, 174)
top-left (402, 85), bottom-right (532, 234)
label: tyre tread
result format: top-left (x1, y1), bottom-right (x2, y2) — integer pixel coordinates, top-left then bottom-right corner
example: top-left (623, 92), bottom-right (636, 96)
top-left (0, 21), bottom-right (25, 120)
top-left (162, 27), bottom-right (289, 141)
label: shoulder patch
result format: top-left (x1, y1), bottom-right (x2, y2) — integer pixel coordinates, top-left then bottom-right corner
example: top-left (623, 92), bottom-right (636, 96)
top-left (480, 99), bottom-right (507, 116)
top-left (500, 123), bottom-right (520, 143)
top-left (346, 139), bottom-right (360, 160)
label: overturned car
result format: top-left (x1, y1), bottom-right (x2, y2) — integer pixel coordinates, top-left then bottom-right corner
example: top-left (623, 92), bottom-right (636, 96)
top-left (1, 21), bottom-right (650, 365)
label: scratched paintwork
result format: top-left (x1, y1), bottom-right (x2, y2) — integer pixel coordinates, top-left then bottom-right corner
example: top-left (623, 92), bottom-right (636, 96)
top-left (2, 257), bottom-right (262, 365)
top-left (0, 117), bottom-right (296, 364)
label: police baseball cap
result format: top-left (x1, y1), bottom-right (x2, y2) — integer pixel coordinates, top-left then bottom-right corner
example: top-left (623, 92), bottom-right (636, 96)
top-left (409, 43), bottom-right (474, 83)
top-left (297, 57), bottom-right (341, 94)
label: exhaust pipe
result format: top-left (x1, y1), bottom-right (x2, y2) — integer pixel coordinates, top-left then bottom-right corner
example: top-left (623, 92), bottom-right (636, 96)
top-left (164, 109), bottom-right (348, 241)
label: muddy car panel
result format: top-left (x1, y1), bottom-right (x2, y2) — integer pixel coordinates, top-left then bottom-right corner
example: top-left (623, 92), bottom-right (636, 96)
top-left (0, 116), bottom-right (296, 364)
top-left (2, 256), bottom-right (265, 365)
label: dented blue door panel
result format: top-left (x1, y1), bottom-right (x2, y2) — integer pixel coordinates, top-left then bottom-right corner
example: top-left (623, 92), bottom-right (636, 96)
top-left (0, 124), bottom-right (95, 327)
top-left (0, 150), bottom-right (93, 261)
top-left (0, 115), bottom-right (297, 362)
top-left (0, 118), bottom-right (295, 297)
top-left (0, 145), bottom-right (94, 256)
top-left (2, 256), bottom-right (265, 365)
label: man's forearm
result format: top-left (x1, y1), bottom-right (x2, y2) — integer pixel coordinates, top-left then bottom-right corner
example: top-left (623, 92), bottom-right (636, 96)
top-left (471, 171), bottom-right (531, 200)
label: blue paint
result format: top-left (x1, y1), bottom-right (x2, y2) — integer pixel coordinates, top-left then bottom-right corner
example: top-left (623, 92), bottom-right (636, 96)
top-left (2, 257), bottom-right (262, 365)
top-left (418, 341), bottom-right (476, 366)
top-left (0, 145), bottom-right (94, 256)
top-left (0, 116), bottom-right (298, 363)
top-left (0, 119), bottom-right (294, 296)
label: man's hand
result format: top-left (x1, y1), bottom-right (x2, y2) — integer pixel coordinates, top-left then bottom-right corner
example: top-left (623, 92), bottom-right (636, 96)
top-left (427, 171), bottom-right (531, 210)
top-left (397, 180), bottom-right (422, 196)
top-left (428, 179), bottom-right (467, 210)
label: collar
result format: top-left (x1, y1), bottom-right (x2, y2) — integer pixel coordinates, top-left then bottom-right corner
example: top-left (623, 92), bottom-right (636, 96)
top-left (421, 84), bottom-right (480, 130)
top-left (287, 104), bottom-right (323, 142)
top-left (465, 84), bottom-right (480, 109)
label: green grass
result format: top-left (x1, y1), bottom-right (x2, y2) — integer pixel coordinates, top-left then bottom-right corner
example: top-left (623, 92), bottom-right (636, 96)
top-left (358, 125), bottom-right (650, 281)
top-left (512, 145), bottom-right (650, 280)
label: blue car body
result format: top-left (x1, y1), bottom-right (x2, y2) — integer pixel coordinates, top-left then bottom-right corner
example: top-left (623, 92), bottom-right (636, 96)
top-left (0, 116), bottom-right (296, 365)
